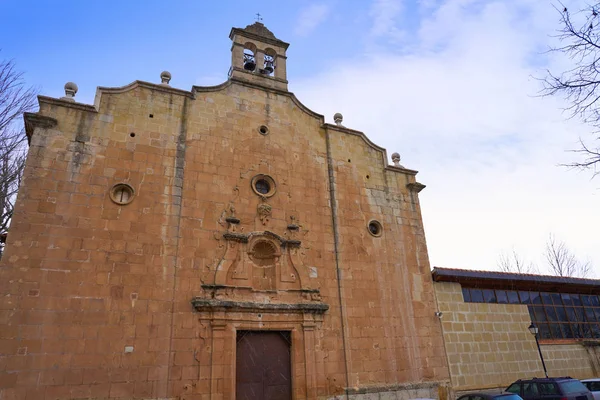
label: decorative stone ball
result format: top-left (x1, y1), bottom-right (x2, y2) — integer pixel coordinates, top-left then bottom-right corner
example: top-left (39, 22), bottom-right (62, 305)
top-left (333, 113), bottom-right (343, 124)
top-left (391, 152), bottom-right (400, 162)
top-left (160, 71), bottom-right (172, 83)
top-left (64, 82), bottom-right (78, 95)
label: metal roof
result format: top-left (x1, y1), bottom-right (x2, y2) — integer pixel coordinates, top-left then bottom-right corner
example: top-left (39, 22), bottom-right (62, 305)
top-left (431, 267), bottom-right (600, 293)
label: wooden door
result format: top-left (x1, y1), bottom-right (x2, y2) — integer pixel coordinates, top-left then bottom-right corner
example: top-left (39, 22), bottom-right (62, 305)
top-left (236, 331), bottom-right (292, 400)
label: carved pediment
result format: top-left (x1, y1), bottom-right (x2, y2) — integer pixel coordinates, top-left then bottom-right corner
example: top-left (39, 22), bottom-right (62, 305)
top-left (213, 231), bottom-right (310, 290)
top-left (198, 230), bottom-right (325, 313)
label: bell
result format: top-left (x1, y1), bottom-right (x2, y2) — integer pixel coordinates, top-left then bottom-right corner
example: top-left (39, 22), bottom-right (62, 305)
top-left (264, 60), bottom-right (274, 74)
top-left (244, 60), bottom-right (256, 71)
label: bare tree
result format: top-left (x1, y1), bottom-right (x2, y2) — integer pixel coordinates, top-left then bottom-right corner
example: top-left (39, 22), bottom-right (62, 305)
top-left (0, 56), bottom-right (37, 259)
top-left (497, 248), bottom-right (537, 274)
top-left (542, 3), bottom-right (600, 175)
top-left (544, 233), bottom-right (592, 278)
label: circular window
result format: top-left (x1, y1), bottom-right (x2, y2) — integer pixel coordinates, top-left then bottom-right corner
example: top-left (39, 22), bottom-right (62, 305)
top-left (110, 183), bottom-right (135, 205)
top-left (258, 125), bottom-right (269, 135)
top-left (251, 175), bottom-right (276, 197)
top-left (368, 220), bottom-right (383, 237)
top-left (255, 179), bottom-right (270, 194)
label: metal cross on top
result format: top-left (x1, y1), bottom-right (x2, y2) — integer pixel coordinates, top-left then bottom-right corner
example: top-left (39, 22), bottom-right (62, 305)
top-left (255, 13), bottom-right (263, 22)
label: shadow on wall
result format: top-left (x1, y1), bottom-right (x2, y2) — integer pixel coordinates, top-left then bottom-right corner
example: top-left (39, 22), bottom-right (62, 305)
top-left (583, 342), bottom-right (600, 376)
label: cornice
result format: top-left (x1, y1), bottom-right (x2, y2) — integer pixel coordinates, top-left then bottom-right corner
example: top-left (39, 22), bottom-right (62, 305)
top-left (406, 182), bottom-right (426, 193)
top-left (385, 165), bottom-right (418, 176)
top-left (191, 80), bottom-right (232, 93)
top-left (207, 76), bottom-right (325, 122)
top-left (323, 123), bottom-right (386, 153)
top-left (38, 95), bottom-right (98, 112)
top-left (23, 112), bottom-right (57, 144)
top-left (229, 28), bottom-right (290, 50)
top-left (96, 80), bottom-right (194, 98)
top-left (323, 123), bottom-right (420, 176)
top-left (191, 297), bottom-right (328, 314)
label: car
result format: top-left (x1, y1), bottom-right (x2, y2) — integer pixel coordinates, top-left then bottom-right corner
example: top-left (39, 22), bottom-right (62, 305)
top-left (581, 379), bottom-right (600, 400)
top-left (505, 377), bottom-right (593, 400)
top-left (457, 393), bottom-right (524, 400)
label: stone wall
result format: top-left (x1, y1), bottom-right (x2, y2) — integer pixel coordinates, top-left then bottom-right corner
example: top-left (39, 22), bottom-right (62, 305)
top-left (544, 344), bottom-right (598, 378)
top-left (0, 71), bottom-right (449, 399)
top-left (327, 125), bottom-right (448, 390)
top-left (434, 281), bottom-right (597, 393)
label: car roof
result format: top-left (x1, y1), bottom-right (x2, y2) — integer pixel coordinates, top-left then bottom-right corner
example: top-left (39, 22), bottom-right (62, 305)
top-left (459, 393), bottom-right (520, 398)
top-left (582, 379), bottom-right (600, 382)
top-left (514, 377), bottom-right (575, 382)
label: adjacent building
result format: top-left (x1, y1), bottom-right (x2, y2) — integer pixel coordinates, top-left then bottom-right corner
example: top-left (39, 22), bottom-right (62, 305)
top-left (0, 23), bottom-right (450, 399)
top-left (433, 267), bottom-right (600, 394)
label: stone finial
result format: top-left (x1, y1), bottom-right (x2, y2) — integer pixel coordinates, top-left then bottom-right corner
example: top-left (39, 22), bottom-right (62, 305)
top-left (391, 152), bottom-right (404, 168)
top-left (61, 82), bottom-right (78, 102)
top-left (333, 113), bottom-right (343, 126)
top-left (160, 71), bottom-right (172, 86)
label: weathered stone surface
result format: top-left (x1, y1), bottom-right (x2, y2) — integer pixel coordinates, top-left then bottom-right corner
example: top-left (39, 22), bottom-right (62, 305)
top-left (0, 22), bottom-right (448, 400)
top-left (190, 297), bottom-right (329, 314)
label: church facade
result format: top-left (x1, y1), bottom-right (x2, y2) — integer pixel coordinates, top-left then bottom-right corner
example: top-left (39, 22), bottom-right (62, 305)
top-left (0, 23), bottom-right (449, 399)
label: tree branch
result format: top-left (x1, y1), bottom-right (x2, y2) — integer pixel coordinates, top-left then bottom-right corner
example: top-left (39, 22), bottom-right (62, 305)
top-left (542, 3), bottom-right (600, 173)
top-left (0, 55), bottom-right (37, 259)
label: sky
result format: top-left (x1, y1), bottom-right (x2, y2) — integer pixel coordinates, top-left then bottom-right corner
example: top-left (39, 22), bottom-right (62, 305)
top-left (1, 0), bottom-right (599, 277)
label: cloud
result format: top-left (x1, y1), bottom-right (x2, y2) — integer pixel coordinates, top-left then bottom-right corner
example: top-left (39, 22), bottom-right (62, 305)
top-left (295, 3), bottom-right (331, 37)
top-left (418, 0), bottom-right (439, 10)
top-left (292, 0), bottom-right (600, 275)
top-left (369, 0), bottom-right (405, 42)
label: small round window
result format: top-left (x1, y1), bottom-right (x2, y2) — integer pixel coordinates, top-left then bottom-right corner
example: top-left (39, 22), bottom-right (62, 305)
top-left (255, 179), bottom-right (270, 194)
top-left (251, 175), bottom-right (276, 197)
top-left (368, 220), bottom-right (383, 237)
top-left (110, 183), bottom-right (135, 205)
top-left (258, 125), bottom-right (269, 135)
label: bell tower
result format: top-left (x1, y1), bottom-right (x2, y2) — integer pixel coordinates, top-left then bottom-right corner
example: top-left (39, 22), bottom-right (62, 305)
top-left (229, 22), bottom-right (290, 91)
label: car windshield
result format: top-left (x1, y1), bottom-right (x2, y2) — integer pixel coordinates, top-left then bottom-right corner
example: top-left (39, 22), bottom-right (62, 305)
top-left (495, 394), bottom-right (522, 400)
top-left (583, 381), bottom-right (600, 392)
top-left (559, 381), bottom-right (589, 394)
top-left (506, 384), bottom-right (520, 394)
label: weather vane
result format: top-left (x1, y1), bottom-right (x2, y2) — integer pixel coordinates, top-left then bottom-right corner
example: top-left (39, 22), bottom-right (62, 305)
top-left (255, 13), bottom-right (263, 22)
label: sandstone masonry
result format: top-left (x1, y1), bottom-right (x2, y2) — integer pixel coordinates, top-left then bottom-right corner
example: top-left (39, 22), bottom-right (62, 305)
top-left (0, 22), bottom-right (449, 400)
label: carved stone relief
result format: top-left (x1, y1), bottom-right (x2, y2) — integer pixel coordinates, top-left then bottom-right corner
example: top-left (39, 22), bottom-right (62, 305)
top-left (211, 230), bottom-right (316, 295)
top-left (257, 203), bottom-right (272, 225)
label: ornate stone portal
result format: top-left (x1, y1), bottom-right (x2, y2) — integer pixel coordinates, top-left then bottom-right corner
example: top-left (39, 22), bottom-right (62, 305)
top-left (191, 222), bottom-right (328, 399)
